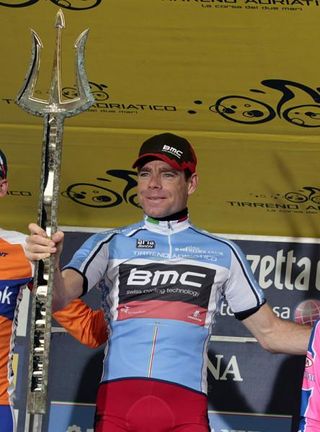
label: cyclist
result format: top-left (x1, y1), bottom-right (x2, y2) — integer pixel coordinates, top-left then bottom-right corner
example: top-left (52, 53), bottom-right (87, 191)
top-left (26, 132), bottom-right (311, 432)
top-left (0, 149), bottom-right (33, 432)
top-left (0, 149), bottom-right (107, 432)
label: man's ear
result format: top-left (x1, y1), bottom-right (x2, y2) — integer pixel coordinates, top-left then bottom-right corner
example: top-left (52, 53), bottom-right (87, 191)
top-left (187, 173), bottom-right (198, 196)
top-left (0, 179), bottom-right (8, 198)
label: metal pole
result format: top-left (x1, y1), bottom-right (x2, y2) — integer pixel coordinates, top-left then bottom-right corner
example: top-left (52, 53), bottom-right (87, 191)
top-left (16, 10), bottom-right (94, 431)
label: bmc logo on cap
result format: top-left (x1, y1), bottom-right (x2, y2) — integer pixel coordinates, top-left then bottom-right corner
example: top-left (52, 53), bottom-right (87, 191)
top-left (162, 145), bottom-right (183, 159)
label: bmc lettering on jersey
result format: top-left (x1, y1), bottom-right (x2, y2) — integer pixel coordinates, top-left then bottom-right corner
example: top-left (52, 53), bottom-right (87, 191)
top-left (118, 263), bottom-right (216, 307)
top-left (128, 268), bottom-right (206, 287)
top-left (0, 286), bottom-right (12, 304)
top-left (136, 239), bottom-right (156, 249)
top-left (162, 144), bottom-right (183, 159)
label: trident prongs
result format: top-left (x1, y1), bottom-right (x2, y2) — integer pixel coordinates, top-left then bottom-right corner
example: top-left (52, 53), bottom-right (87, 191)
top-left (16, 8), bottom-right (94, 117)
top-left (16, 10), bottom-right (94, 425)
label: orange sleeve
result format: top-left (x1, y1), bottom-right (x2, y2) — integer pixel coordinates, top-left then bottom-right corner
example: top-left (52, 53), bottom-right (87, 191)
top-left (53, 299), bottom-right (108, 348)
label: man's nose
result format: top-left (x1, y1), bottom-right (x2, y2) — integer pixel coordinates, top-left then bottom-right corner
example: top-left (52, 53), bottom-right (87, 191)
top-left (148, 174), bottom-right (161, 188)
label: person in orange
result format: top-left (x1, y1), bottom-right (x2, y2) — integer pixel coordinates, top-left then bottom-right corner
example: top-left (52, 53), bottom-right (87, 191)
top-left (0, 148), bottom-right (107, 432)
top-left (0, 149), bottom-right (33, 431)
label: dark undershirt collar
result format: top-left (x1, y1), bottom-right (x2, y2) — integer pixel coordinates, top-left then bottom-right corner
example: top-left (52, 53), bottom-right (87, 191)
top-left (149, 207), bottom-right (188, 222)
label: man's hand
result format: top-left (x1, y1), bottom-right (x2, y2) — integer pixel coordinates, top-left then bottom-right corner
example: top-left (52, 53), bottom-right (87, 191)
top-left (25, 222), bottom-right (64, 261)
top-left (25, 223), bottom-right (83, 310)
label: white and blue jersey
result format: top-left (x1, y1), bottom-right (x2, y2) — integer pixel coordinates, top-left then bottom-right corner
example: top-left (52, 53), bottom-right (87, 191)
top-left (65, 216), bottom-right (265, 394)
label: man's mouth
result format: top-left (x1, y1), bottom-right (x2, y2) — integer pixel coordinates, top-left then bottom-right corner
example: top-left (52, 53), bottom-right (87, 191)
top-left (147, 196), bottom-right (165, 200)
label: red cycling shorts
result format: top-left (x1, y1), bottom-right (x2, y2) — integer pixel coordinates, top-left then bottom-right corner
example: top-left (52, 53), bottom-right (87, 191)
top-left (94, 378), bottom-right (210, 432)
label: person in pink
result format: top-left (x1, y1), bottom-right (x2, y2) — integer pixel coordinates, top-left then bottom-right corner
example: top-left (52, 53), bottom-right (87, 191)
top-left (298, 319), bottom-right (320, 431)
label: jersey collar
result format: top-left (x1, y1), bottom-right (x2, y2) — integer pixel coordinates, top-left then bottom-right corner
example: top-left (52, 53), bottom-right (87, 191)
top-left (144, 214), bottom-right (190, 234)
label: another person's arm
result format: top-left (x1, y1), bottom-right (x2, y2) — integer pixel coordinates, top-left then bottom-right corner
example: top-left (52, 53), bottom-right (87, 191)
top-left (53, 299), bottom-right (108, 348)
top-left (242, 303), bottom-right (311, 355)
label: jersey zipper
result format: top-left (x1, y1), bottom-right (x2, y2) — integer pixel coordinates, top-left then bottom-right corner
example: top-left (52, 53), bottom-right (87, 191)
top-left (167, 221), bottom-right (173, 258)
top-left (147, 221), bottom-right (172, 377)
top-left (147, 323), bottom-right (159, 377)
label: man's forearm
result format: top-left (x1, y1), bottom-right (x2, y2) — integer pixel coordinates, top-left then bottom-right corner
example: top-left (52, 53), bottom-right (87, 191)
top-left (53, 268), bottom-right (84, 312)
top-left (243, 303), bottom-right (312, 355)
top-left (266, 318), bottom-right (311, 355)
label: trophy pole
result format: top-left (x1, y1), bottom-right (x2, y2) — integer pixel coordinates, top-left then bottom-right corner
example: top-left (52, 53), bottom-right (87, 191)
top-left (16, 9), bottom-right (94, 431)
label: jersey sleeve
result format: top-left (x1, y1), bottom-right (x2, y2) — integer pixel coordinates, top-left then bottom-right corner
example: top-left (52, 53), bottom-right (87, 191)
top-left (53, 299), bottom-right (108, 348)
top-left (63, 231), bottom-right (113, 294)
top-left (223, 242), bottom-right (266, 320)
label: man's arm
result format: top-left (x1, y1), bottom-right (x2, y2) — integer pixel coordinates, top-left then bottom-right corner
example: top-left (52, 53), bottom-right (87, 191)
top-left (243, 303), bottom-right (311, 355)
top-left (53, 268), bottom-right (84, 311)
top-left (26, 223), bottom-right (83, 311)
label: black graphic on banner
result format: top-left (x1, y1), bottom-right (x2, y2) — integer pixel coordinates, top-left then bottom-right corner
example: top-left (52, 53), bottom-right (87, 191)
top-left (63, 82), bottom-right (109, 102)
top-left (211, 79), bottom-right (320, 127)
top-left (0, 0), bottom-right (101, 10)
top-left (63, 169), bottom-right (140, 208)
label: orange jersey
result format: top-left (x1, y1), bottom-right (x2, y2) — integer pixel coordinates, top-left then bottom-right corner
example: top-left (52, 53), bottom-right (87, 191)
top-left (0, 230), bottom-right (32, 406)
top-left (53, 299), bottom-right (107, 348)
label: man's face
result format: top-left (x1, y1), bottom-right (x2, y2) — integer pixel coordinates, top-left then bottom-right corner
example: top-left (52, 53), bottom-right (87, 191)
top-left (137, 159), bottom-right (198, 218)
top-left (0, 178), bottom-right (8, 198)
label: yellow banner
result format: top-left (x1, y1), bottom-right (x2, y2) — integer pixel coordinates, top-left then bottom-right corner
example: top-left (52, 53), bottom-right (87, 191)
top-left (1, 0), bottom-right (320, 237)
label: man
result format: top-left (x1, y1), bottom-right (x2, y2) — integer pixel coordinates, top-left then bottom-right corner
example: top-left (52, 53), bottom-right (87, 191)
top-left (26, 132), bottom-right (311, 432)
top-left (298, 319), bottom-right (320, 431)
top-left (0, 148), bottom-right (107, 432)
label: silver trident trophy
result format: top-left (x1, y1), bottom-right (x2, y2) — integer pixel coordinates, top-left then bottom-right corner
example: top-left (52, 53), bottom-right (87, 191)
top-left (16, 9), bottom-right (94, 430)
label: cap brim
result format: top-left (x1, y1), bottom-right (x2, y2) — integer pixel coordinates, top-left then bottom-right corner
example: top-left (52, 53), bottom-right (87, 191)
top-left (132, 153), bottom-right (183, 171)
